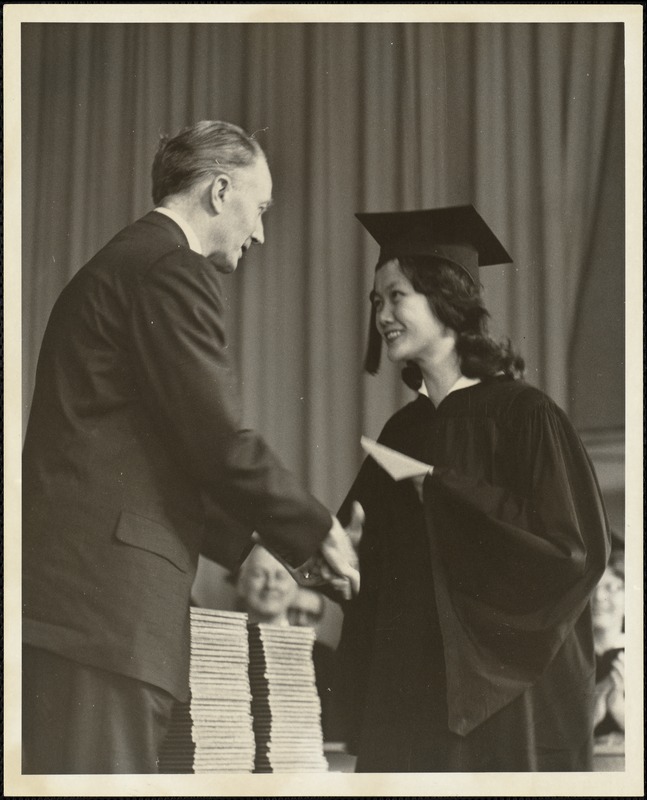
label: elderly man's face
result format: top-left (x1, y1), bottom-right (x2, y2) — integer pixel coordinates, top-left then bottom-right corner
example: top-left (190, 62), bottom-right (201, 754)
top-left (236, 546), bottom-right (297, 623)
top-left (288, 587), bottom-right (324, 629)
top-left (209, 156), bottom-right (273, 274)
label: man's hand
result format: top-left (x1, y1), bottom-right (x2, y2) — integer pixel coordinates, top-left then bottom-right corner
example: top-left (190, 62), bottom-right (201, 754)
top-left (295, 502), bottom-right (364, 599)
top-left (256, 503), bottom-right (364, 599)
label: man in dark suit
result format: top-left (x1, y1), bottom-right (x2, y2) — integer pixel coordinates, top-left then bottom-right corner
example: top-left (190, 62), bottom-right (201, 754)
top-left (22, 120), bottom-right (361, 774)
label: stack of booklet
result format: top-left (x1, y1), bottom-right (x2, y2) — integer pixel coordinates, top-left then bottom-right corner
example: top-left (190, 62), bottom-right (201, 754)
top-left (248, 623), bottom-right (328, 773)
top-left (158, 608), bottom-right (256, 774)
top-left (157, 697), bottom-right (194, 773)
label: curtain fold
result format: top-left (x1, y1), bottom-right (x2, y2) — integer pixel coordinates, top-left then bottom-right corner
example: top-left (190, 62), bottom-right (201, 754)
top-left (21, 22), bottom-right (624, 509)
top-left (563, 24), bottom-right (623, 343)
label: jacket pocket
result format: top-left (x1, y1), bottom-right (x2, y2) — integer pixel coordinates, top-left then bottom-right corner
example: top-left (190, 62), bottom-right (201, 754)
top-left (114, 510), bottom-right (191, 573)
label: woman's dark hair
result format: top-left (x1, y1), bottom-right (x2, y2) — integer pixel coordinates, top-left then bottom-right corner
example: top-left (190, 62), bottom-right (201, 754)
top-left (365, 255), bottom-right (525, 389)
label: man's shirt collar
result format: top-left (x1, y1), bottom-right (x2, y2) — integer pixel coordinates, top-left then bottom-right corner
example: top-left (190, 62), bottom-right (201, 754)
top-left (154, 207), bottom-right (203, 255)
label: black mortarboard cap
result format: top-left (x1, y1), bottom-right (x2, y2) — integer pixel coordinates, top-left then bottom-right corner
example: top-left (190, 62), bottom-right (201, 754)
top-left (355, 204), bottom-right (512, 285)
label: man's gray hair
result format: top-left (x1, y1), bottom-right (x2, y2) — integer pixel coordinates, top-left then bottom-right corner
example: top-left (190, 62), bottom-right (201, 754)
top-left (151, 120), bottom-right (265, 205)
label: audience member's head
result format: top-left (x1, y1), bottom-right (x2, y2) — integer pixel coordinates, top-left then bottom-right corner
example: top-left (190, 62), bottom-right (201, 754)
top-left (592, 562), bottom-right (625, 654)
top-left (288, 586), bottom-right (325, 631)
top-left (607, 545), bottom-right (625, 580)
top-left (233, 544), bottom-right (298, 625)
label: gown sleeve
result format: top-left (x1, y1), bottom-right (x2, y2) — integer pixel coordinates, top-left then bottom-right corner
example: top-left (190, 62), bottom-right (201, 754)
top-left (422, 397), bottom-right (610, 734)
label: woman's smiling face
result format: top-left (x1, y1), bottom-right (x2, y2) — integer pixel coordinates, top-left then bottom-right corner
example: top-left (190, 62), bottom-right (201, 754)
top-left (372, 259), bottom-right (452, 366)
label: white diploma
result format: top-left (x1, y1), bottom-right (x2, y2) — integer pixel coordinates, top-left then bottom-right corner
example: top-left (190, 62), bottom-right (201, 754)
top-left (360, 436), bottom-right (433, 480)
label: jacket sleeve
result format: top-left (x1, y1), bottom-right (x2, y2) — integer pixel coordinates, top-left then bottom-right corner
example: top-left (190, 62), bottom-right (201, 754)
top-left (127, 249), bottom-right (331, 568)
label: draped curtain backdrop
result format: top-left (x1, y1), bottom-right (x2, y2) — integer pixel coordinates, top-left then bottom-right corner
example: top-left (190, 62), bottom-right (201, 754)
top-left (22, 23), bottom-right (625, 515)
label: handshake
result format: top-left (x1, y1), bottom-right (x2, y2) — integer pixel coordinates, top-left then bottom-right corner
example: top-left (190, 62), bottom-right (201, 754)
top-left (257, 502), bottom-right (364, 601)
top-left (295, 501), bottom-right (365, 600)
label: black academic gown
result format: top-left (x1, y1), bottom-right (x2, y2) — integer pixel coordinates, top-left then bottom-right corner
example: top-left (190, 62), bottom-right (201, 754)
top-left (337, 376), bottom-right (610, 772)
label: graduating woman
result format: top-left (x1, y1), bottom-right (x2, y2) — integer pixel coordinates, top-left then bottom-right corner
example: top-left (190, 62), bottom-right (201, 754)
top-left (336, 206), bottom-right (610, 772)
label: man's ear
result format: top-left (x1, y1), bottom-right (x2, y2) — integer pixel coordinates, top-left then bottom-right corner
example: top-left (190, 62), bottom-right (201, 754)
top-left (209, 173), bottom-right (232, 213)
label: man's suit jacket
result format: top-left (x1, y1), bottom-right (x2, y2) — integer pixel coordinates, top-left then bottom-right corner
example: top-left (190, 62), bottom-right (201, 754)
top-left (23, 211), bottom-right (331, 700)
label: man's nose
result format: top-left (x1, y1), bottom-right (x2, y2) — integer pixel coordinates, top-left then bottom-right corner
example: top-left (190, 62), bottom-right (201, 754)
top-left (264, 573), bottom-right (283, 590)
top-left (251, 218), bottom-right (265, 245)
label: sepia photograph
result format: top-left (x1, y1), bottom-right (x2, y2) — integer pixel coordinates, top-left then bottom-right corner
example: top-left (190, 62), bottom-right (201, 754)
top-left (4, 3), bottom-right (643, 797)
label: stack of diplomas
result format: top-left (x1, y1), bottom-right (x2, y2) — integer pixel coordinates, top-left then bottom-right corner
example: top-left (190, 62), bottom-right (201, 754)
top-left (158, 608), bottom-right (256, 774)
top-left (248, 623), bottom-right (328, 773)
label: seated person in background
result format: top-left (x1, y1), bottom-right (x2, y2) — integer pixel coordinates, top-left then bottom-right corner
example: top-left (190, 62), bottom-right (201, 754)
top-left (233, 544), bottom-right (298, 626)
top-left (289, 587), bottom-right (345, 742)
top-left (592, 555), bottom-right (625, 737)
top-left (288, 585), bottom-right (327, 628)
